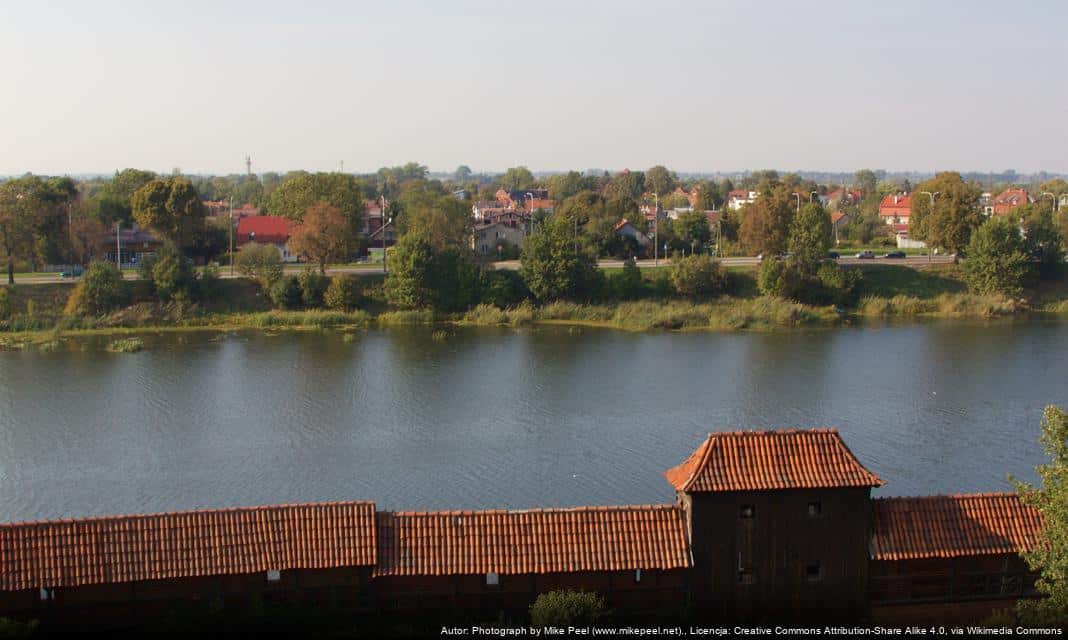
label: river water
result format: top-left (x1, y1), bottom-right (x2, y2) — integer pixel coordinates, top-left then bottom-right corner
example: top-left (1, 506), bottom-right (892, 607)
top-left (0, 319), bottom-right (1064, 521)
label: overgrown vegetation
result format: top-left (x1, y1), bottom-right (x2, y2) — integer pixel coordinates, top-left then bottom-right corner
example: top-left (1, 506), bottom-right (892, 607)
top-left (529, 590), bottom-right (608, 628)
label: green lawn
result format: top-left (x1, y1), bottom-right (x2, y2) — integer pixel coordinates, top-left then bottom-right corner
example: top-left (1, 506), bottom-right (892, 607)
top-left (854, 264), bottom-right (966, 298)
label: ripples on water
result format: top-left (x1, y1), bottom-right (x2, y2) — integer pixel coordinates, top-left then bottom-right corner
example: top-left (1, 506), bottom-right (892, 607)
top-left (0, 319), bottom-right (1064, 521)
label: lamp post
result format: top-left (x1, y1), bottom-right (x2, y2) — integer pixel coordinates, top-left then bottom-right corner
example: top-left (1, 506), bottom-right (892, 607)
top-left (381, 196), bottom-right (390, 276)
top-left (792, 193), bottom-right (800, 212)
top-left (653, 192), bottom-right (659, 266)
top-left (525, 192), bottom-right (535, 236)
top-left (228, 196), bottom-right (234, 276)
top-left (1041, 192), bottom-right (1058, 213)
top-left (919, 191), bottom-right (938, 263)
top-left (810, 190), bottom-right (819, 203)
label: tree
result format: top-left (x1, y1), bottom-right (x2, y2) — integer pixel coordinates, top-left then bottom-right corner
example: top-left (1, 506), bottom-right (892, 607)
top-left (499, 166), bottom-right (536, 191)
top-left (674, 210), bottom-right (711, 253)
top-left (453, 165), bottom-right (473, 182)
top-left (1013, 406), bottom-right (1068, 626)
top-left (694, 180), bottom-right (722, 211)
top-left (64, 261), bottom-right (127, 315)
top-left (394, 189), bottom-right (471, 250)
top-left (297, 268), bottom-right (330, 307)
top-left (89, 168), bottom-right (156, 226)
top-left (670, 254), bottom-right (728, 298)
top-left (546, 171), bottom-right (595, 201)
top-left (908, 172), bottom-right (983, 254)
top-left (269, 275), bottom-right (302, 309)
top-left (529, 590), bottom-right (607, 628)
top-left (324, 275), bottom-right (363, 310)
top-left (130, 176), bottom-right (206, 248)
top-left (854, 169), bottom-right (878, 199)
top-left (148, 242), bottom-right (198, 302)
top-left (520, 213), bottom-right (602, 301)
top-left (738, 187), bottom-right (794, 256)
top-left (961, 216), bottom-right (1032, 297)
top-left (0, 175), bottom-right (69, 283)
top-left (384, 230), bottom-right (480, 311)
top-left (266, 172), bottom-right (364, 224)
top-left (234, 242), bottom-right (283, 289)
top-left (1019, 204), bottom-right (1064, 278)
top-left (645, 165), bottom-right (677, 197)
top-left (788, 202), bottom-right (833, 272)
top-left (287, 202), bottom-right (356, 273)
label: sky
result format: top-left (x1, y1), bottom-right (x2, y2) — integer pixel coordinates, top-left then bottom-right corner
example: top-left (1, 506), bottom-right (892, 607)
top-left (1, 0), bottom-right (1066, 176)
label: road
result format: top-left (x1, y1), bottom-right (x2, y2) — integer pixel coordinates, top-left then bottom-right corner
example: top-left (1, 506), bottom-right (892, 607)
top-left (14, 255), bottom-right (955, 285)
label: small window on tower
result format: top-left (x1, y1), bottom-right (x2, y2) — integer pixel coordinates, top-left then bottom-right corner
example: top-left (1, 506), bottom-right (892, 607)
top-left (266, 569), bottom-right (281, 582)
top-left (485, 572), bottom-right (500, 587)
top-left (634, 568), bottom-right (642, 583)
top-left (739, 504), bottom-right (755, 519)
top-left (807, 501), bottom-right (822, 517)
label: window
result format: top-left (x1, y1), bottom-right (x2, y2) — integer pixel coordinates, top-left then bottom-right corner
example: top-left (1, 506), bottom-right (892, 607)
top-left (805, 563), bottom-right (822, 582)
top-left (807, 501), bottom-right (822, 517)
top-left (39, 587), bottom-right (53, 601)
top-left (485, 572), bottom-right (500, 587)
top-left (739, 504), bottom-right (755, 519)
top-left (266, 569), bottom-right (281, 582)
top-left (634, 568), bottom-right (642, 583)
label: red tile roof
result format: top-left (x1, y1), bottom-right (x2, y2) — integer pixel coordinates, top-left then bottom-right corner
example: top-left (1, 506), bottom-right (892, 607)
top-left (0, 502), bottom-right (377, 591)
top-left (871, 493), bottom-right (1042, 561)
top-left (664, 429), bottom-right (883, 493)
top-left (992, 188), bottom-right (1031, 216)
top-left (878, 194), bottom-right (912, 217)
top-left (237, 215), bottom-right (294, 244)
top-left (831, 211), bottom-right (848, 224)
top-left (373, 505), bottom-right (690, 577)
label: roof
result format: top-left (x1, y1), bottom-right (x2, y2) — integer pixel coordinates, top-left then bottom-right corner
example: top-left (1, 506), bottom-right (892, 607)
top-left (879, 194), bottom-right (912, 215)
top-left (992, 188), bottom-right (1031, 215)
top-left (831, 211), bottom-right (849, 224)
top-left (237, 215), bottom-right (293, 243)
top-left (664, 429), bottom-right (884, 493)
top-left (0, 502), bottom-right (377, 591)
top-left (373, 505), bottom-right (690, 577)
top-left (871, 493), bottom-right (1043, 561)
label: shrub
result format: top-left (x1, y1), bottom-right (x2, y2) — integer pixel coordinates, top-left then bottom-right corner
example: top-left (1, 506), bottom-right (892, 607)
top-left (529, 590), bottom-right (607, 628)
top-left (323, 275), bottom-right (363, 310)
top-left (268, 275), bottom-right (302, 309)
top-left (480, 269), bottom-right (529, 308)
top-left (150, 243), bottom-right (198, 302)
top-left (197, 265), bottom-right (223, 301)
top-left (464, 303), bottom-right (509, 325)
top-left (757, 258), bottom-right (803, 299)
top-left (0, 286), bottom-right (10, 320)
top-left (962, 216), bottom-right (1033, 297)
top-left (608, 258), bottom-right (645, 300)
top-left (298, 268), bottom-right (330, 307)
top-left (813, 262), bottom-right (862, 306)
top-left (670, 255), bottom-right (728, 298)
top-left (107, 337), bottom-right (144, 353)
top-left (65, 261), bottom-right (127, 316)
top-left (235, 243), bottom-right (284, 289)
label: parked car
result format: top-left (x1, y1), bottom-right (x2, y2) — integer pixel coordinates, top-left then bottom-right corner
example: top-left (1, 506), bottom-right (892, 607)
top-left (59, 266), bottom-right (84, 278)
top-left (883, 251), bottom-right (906, 259)
top-left (855, 251), bottom-right (875, 259)
top-left (827, 251), bottom-right (840, 260)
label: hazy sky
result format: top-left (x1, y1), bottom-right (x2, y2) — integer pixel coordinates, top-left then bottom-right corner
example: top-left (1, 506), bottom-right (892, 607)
top-left (2, 0), bottom-right (1066, 176)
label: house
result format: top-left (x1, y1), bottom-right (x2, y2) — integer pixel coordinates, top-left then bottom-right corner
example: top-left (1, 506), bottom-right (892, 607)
top-left (821, 188), bottom-right (862, 209)
top-left (236, 215), bottom-right (299, 262)
top-left (639, 203), bottom-right (662, 221)
top-left (0, 428), bottom-right (1045, 631)
top-left (524, 198), bottom-right (554, 215)
top-left (363, 199), bottom-right (396, 246)
top-left (665, 429), bottom-right (883, 621)
top-left (727, 190), bottom-right (757, 210)
top-left (878, 194), bottom-right (912, 226)
top-left (472, 221), bottom-right (526, 257)
top-left (991, 188), bottom-right (1033, 217)
top-left (495, 189), bottom-right (548, 210)
top-left (613, 219), bottom-right (651, 250)
top-left (105, 225), bottom-right (163, 266)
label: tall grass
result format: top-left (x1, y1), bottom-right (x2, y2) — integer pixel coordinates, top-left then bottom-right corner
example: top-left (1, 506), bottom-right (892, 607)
top-left (377, 309), bottom-right (435, 325)
top-left (107, 337), bottom-right (144, 353)
top-left (241, 310), bottom-right (372, 328)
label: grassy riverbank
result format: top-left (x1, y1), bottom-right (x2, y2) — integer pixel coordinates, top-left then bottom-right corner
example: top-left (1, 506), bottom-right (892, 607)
top-left (0, 264), bottom-right (1065, 345)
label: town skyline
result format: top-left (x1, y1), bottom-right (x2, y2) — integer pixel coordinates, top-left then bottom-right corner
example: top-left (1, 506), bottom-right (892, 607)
top-left (2, 1), bottom-right (1066, 176)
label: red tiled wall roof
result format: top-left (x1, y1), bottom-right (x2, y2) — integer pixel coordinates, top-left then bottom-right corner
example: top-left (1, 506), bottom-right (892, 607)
top-left (871, 493), bottom-right (1042, 561)
top-left (374, 505), bottom-right (690, 577)
top-left (0, 502), bottom-right (376, 591)
top-left (664, 429), bottom-right (883, 493)
top-left (236, 215), bottom-right (293, 244)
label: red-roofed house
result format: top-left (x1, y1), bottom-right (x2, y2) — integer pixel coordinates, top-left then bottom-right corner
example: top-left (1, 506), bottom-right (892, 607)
top-left (666, 429), bottom-right (882, 620)
top-left (728, 190), bottom-right (757, 210)
top-left (878, 194), bottom-right (912, 226)
top-left (613, 218), bottom-right (651, 253)
top-left (236, 215), bottom-right (299, 262)
top-left (991, 188), bottom-right (1033, 217)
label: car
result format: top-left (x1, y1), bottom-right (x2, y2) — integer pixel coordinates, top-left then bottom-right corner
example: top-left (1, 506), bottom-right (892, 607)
top-left (59, 266), bottom-right (84, 279)
top-left (827, 251), bottom-right (840, 260)
top-left (855, 251), bottom-right (875, 259)
top-left (756, 253), bottom-right (765, 262)
top-left (883, 251), bottom-right (906, 259)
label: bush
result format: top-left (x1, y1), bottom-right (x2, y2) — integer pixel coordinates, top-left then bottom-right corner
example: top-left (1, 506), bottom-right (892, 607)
top-left (962, 216), bottom-right (1033, 297)
top-left (608, 259), bottom-right (645, 300)
top-left (323, 275), bottom-right (363, 310)
top-left (197, 265), bottom-right (223, 302)
top-left (65, 261), bottom-right (127, 316)
top-left (670, 255), bottom-right (728, 298)
top-left (0, 286), bottom-right (10, 320)
top-left (107, 337), bottom-right (144, 353)
top-left (464, 303), bottom-right (509, 325)
top-left (268, 275), bottom-right (302, 309)
top-left (480, 269), bottom-right (530, 308)
top-left (757, 258), bottom-right (803, 299)
top-left (529, 590), bottom-right (607, 628)
top-left (813, 262), bottom-right (862, 306)
top-left (150, 243), bottom-right (198, 302)
top-left (298, 268), bottom-right (330, 307)
top-left (235, 243), bottom-right (284, 289)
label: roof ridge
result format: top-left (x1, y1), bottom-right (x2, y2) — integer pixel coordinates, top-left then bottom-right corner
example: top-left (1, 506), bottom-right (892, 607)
top-left (873, 491), bottom-right (1021, 502)
top-left (382, 504), bottom-right (681, 518)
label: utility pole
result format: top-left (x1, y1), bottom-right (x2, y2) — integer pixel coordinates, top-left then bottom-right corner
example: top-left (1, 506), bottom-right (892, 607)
top-left (245, 155), bottom-right (252, 177)
top-left (381, 196), bottom-right (388, 276)
top-left (229, 196), bottom-right (234, 276)
top-left (115, 222), bottom-right (121, 269)
top-left (67, 201), bottom-right (74, 265)
top-left (653, 192), bottom-right (659, 266)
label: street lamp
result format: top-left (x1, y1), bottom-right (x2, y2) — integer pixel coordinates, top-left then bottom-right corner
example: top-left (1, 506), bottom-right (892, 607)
top-left (228, 196), bottom-right (234, 276)
top-left (1041, 192), bottom-right (1058, 212)
top-left (525, 192), bottom-right (536, 236)
top-left (809, 191), bottom-right (819, 203)
top-left (919, 191), bottom-right (939, 263)
top-left (792, 193), bottom-right (800, 212)
top-left (653, 192), bottom-right (659, 266)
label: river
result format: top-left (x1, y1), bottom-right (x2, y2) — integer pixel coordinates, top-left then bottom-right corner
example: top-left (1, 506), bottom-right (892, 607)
top-left (1, 318), bottom-right (1064, 521)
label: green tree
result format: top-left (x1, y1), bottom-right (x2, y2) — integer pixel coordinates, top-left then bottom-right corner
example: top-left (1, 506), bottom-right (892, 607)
top-left (89, 168), bottom-right (156, 226)
top-left (287, 201), bottom-right (356, 273)
top-left (788, 202), bottom-right (833, 272)
top-left (394, 189), bottom-right (471, 250)
top-left (499, 166), bottom-right (536, 191)
top-left (674, 210), bottom-right (711, 254)
top-left (269, 275), bottom-right (302, 309)
top-left (297, 268), bottom-right (330, 307)
top-left (669, 254), bottom-right (728, 298)
top-left (520, 214), bottom-right (602, 301)
top-left (130, 176), bottom-right (206, 248)
top-left (546, 171), bottom-right (594, 201)
top-left (1019, 204), bottom-right (1064, 278)
top-left (608, 258), bottom-right (644, 299)
top-left (323, 274), bottom-right (363, 310)
top-left (149, 242), bottom-right (198, 302)
top-left (908, 172), bottom-right (983, 254)
top-left (235, 242), bottom-right (284, 289)
top-left (1014, 406), bottom-right (1068, 626)
top-left (384, 230), bottom-right (480, 311)
top-left (265, 172), bottom-right (364, 223)
top-left (645, 165), bottom-right (677, 197)
top-left (738, 187), bottom-right (794, 255)
top-left (961, 216), bottom-right (1032, 297)
top-left (854, 169), bottom-right (878, 198)
top-left (757, 258), bottom-right (803, 299)
top-left (64, 261), bottom-right (127, 315)
top-left (529, 590), bottom-right (607, 628)
top-left (453, 165), bottom-right (473, 182)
